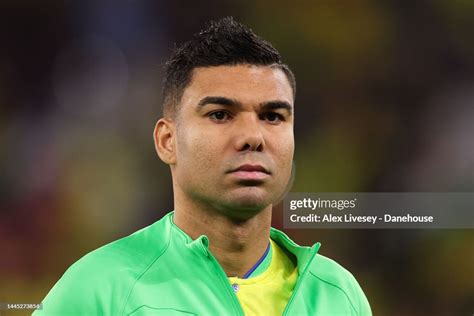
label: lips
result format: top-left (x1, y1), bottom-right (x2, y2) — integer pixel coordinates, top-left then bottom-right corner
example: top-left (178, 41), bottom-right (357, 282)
top-left (232, 164), bottom-right (270, 174)
top-left (228, 164), bottom-right (270, 182)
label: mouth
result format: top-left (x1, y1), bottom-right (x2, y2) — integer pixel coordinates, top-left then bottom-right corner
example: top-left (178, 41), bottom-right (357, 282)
top-left (228, 164), bottom-right (271, 182)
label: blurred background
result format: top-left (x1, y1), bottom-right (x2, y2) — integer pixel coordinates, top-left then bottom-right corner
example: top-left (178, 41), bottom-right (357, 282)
top-left (1, 1), bottom-right (473, 315)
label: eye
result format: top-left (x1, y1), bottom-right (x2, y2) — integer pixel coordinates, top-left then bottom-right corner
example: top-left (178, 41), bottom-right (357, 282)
top-left (208, 110), bottom-right (232, 122)
top-left (262, 112), bottom-right (284, 124)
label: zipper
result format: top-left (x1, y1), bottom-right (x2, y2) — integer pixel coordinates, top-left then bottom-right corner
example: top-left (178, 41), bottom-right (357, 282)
top-left (282, 245), bottom-right (319, 316)
top-left (207, 251), bottom-right (246, 316)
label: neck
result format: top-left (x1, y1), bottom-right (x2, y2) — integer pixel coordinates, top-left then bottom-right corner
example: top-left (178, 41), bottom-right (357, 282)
top-left (173, 194), bottom-right (272, 278)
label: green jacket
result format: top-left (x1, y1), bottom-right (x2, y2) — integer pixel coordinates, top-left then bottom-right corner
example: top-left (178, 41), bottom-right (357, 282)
top-left (34, 212), bottom-right (371, 315)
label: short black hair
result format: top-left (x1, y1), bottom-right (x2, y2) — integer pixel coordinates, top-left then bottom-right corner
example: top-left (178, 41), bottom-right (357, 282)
top-left (162, 16), bottom-right (296, 118)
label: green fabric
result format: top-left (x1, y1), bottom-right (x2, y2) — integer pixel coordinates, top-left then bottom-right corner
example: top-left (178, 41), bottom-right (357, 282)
top-left (246, 240), bottom-right (272, 278)
top-left (34, 211), bottom-right (372, 316)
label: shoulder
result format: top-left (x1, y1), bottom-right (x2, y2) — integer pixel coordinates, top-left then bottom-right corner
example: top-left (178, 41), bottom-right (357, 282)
top-left (66, 216), bottom-right (170, 281)
top-left (35, 216), bottom-right (171, 316)
top-left (309, 253), bottom-right (359, 289)
top-left (65, 219), bottom-right (169, 280)
top-left (308, 254), bottom-right (372, 315)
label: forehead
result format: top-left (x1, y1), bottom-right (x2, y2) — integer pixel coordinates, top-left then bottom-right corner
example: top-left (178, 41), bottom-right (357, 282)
top-left (180, 65), bottom-right (294, 106)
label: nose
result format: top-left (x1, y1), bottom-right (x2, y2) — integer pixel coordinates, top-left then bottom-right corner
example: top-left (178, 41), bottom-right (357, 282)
top-left (233, 113), bottom-right (265, 152)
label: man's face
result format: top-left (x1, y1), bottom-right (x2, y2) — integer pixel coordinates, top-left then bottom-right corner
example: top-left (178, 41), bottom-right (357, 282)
top-left (172, 64), bottom-right (294, 220)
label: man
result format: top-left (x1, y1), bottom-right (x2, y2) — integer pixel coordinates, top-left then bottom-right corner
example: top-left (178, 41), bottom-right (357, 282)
top-left (34, 17), bottom-right (371, 315)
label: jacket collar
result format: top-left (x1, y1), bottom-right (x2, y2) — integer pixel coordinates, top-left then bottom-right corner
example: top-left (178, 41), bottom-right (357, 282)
top-left (270, 227), bottom-right (321, 274)
top-left (164, 211), bottom-right (321, 273)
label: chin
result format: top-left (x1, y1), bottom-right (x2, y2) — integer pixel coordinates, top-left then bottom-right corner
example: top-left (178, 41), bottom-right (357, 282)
top-left (223, 188), bottom-right (273, 214)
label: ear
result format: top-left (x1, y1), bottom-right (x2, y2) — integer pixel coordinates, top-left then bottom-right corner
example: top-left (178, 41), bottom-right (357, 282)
top-left (153, 118), bottom-right (177, 165)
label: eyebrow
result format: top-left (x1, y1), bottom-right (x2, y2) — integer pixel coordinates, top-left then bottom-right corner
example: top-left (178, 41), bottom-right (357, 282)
top-left (198, 96), bottom-right (242, 108)
top-left (260, 101), bottom-right (293, 115)
top-left (198, 96), bottom-right (293, 115)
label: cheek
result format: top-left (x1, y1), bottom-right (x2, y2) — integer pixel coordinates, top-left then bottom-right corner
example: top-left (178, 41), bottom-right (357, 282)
top-left (175, 127), bottom-right (216, 176)
top-left (274, 136), bottom-right (295, 179)
top-left (275, 133), bottom-right (295, 163)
